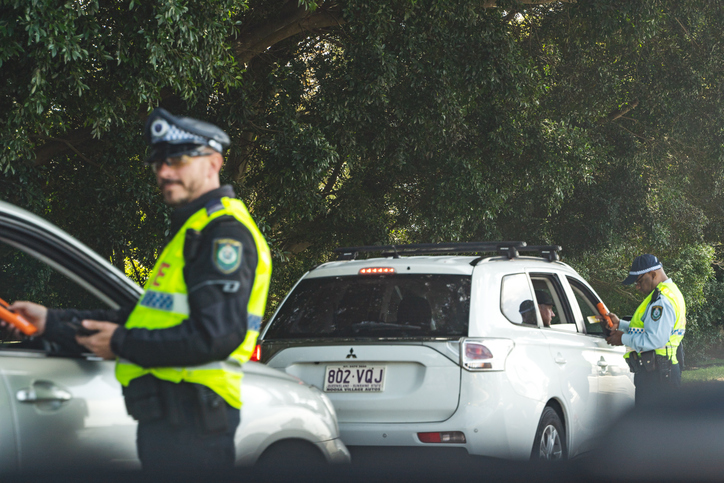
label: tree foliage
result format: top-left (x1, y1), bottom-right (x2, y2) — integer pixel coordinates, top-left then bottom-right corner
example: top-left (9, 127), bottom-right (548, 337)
top-left (2, 0), bottom-right (724, 360)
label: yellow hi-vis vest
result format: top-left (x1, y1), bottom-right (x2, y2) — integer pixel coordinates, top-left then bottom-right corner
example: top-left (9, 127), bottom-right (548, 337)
top-left (624, 280), bottom-right (686, 365)
top-left (116, 197), bottom-right (272, 409)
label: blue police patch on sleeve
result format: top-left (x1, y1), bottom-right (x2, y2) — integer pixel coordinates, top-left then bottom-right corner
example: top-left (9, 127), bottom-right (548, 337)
top-left (651, 305), bottom-right (663, 321)
top-left (213, 239), bottom-right (242, 274)
top-left (247, 315), bottom-right (262, 332)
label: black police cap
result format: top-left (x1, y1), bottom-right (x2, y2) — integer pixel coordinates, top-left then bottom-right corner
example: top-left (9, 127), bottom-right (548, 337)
top-left (144, 108), bottom-right (230, 161)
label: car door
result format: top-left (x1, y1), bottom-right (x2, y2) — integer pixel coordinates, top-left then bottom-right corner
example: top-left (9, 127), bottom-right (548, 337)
top-left (531, 272), bottom-right (600, 457)
top-left (0, 202), bottom-right (142, 472)
top-left (565, 276), bottom-right (635, 424)
top-left (0, 349), bottom-right (138, 472)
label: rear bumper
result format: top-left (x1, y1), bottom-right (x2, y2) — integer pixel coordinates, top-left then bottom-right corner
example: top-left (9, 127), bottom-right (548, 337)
top-left (337, 372), bottom-right (543, 460)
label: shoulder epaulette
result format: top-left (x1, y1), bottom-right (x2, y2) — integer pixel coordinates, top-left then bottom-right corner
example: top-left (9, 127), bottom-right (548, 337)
top-left (205, 198), bottom-right (224, 216)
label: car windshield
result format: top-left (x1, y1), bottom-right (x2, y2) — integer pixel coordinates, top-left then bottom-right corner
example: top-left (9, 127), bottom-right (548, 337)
top-left (264, 274), bottom-right (471, 340)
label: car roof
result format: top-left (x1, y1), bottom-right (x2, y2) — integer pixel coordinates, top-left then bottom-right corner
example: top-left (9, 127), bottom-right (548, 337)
top-left (0, 200), bottom-right (142, 298)
top-left (305, 254), bottom-right (576, 278)
top-left (0, 200), bottom-right (98, 254)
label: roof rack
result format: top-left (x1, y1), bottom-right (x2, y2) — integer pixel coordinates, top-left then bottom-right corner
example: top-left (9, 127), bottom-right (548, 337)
top-left (333, 242), bottom-right (562, 262)
top-left (518, 245), bottom-right (562, 262)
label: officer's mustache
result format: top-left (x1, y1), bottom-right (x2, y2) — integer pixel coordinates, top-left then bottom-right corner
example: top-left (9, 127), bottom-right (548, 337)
top-left (158, 179), bottom-right (183, 188)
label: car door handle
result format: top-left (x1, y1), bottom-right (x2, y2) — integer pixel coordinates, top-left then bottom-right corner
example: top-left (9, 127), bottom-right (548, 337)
top-left (16, 380), bottom-right (72, 403)
top-left (597, 360), bottom-right (609, 368)
top-left (554, 354), bottom-right (566, 365)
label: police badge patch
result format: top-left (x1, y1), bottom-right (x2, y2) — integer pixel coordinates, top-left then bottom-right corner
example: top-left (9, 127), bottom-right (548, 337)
top-left (651, 305), bottom-right (663, 321)
top-left (213, 239), bottom-right (242, 274)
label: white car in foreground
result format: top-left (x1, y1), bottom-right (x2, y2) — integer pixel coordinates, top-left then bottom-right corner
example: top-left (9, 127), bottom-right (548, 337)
top-left (0, 200), bottom-right (350, 473)
top-left (260, 242), bottom-right (635, 461)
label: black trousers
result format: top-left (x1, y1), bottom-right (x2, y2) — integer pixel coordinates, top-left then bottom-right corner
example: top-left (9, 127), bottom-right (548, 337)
top-left (135, 381), bottom-right (240, 472)
top-left (634, 362), bottom-right (681, 407)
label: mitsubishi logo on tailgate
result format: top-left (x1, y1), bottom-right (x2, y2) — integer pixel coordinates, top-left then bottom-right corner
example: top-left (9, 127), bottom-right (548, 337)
top-left (346, 348), bottom-right (357, 359)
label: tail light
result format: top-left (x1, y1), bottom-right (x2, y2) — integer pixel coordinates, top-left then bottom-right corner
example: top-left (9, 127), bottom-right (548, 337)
top-left (249, 344), bottom-right (261, 362)
top-left (418, 432), bottom-right (466, 444)
top-left (461, 338), bottom-right (514, 371)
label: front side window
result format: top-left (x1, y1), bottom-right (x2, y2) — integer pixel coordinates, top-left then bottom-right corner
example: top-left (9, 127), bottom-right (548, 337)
top-left (265, 274), bottom-right (471, 340)
top-left (567, 277), bottom-right (605, 335)
top-left (500, 273), bottom-right (537, 325)
top-left (0, 246), bottom-right (104, 311)
top-left (0, 242), bottom-right (107, 350)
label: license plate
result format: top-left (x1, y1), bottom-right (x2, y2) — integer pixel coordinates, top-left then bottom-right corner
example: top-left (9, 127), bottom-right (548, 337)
top-left (323, 364), bottom-right (386, 393)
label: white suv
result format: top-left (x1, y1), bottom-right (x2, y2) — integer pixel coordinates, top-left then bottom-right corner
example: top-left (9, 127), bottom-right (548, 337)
top-left (259, 242), bottom-right (634, 461)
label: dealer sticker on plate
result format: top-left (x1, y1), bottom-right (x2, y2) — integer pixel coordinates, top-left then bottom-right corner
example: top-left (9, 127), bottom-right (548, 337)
top-left (324, 364), bottom-right (386, 392)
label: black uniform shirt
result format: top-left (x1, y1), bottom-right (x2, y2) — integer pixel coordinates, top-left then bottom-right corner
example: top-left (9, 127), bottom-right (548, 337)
top-left (44, 185), bottom-right (258, 368)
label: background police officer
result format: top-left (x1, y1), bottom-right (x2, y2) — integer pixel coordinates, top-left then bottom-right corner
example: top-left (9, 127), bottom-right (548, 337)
top-left (603, 254), bottom-right (686, 406)
top-left (9, 108), bottom-right (272, 471)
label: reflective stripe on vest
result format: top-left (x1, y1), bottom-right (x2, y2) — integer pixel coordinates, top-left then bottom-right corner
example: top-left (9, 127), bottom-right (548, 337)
top-left (624, 280), bottom-right (686, 364)
top-left (116, 197), bottom-right (272, 409)
top-left (627, 328), bottom-right (685, 336)
top-left (138, 290), bottom-right (189, 315)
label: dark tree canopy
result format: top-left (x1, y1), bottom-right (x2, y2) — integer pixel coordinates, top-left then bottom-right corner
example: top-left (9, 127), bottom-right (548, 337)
top-left (2, 0), bottom-right (724, 359)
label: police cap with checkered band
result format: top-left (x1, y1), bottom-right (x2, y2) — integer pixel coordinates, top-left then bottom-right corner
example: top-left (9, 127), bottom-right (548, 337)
top-left (144, 107), bottom-right (230, 162)
top-left (621, 254), bottom-right (663, 285)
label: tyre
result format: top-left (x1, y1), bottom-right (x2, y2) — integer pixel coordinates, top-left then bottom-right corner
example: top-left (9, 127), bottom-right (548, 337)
top-left (531, 406), bottom-right (566, 461)
top-left (255, 439), bottom-right (327, 467)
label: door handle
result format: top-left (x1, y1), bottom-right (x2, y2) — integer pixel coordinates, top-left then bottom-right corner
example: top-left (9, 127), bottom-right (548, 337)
top-left (554, 353), bottom-right (567, 365)
top-left (597, 360), bottom-right (609, 367)
top-left (16, 380), bottom-right (72, 403)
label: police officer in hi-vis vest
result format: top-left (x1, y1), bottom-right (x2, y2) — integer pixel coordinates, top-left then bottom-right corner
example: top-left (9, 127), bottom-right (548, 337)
top-left (9, 108), bottom-right (272, 470)
top-left (601, 254), bottom-right (686, 406)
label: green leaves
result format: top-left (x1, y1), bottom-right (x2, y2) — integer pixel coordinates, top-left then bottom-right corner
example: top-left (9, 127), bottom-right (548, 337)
top-left (0, 0), bottom-right (245, 171)
top-left (2, 0), bottom-right (724, 357)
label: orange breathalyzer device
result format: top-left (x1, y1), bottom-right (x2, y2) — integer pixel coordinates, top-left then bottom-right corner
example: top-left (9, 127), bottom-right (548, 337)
top-left (596, 302), bottom-right (613, 329)
top-left (0, 297), bottom-right (38, 336)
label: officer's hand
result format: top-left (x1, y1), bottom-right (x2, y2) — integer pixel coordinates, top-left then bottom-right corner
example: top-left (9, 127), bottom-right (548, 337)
top-left (607, 313), bottom-right (621, 330)
top-left (4, 301), bottom-right (48, 337)
top-left (595, 312), bottom-right (620, 330)
top-left (606, 330), bottom-right (624, 346)
top-left (75, 320), bottom-right (118, 360)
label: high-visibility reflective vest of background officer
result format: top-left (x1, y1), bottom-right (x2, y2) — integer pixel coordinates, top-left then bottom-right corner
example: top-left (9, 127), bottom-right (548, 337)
top-left (9, 108), bottom-right (271, 471)
top-left (603, 254), bottom-right (686, 407)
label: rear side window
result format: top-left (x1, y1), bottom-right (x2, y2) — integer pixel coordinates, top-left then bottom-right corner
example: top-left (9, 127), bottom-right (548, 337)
top-left (500, 273), bottom-right (536, 325)
top-left (264, 274), bottom-right (471, 340)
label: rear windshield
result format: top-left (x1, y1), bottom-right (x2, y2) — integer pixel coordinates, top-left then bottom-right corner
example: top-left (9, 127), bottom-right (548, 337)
top-left (264, 274), bottom-right (471, 340)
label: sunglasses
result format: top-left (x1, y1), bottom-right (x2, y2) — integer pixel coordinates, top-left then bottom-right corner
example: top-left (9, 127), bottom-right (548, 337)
top-left (635, 273), bottom-right (648, 286)
top-left (150, 152), bottom-right (213, 173)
